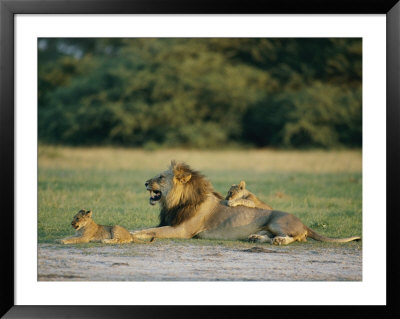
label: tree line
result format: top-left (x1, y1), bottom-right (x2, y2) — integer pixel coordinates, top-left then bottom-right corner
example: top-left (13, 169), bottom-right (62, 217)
top-left (38, 38), bottom-right (362, 148)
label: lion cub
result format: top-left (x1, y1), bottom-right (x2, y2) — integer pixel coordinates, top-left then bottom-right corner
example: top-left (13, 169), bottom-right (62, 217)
top-left (59, 209), bottom-right (137, 244)
top-left (225, 181), bottom-right (273, 210)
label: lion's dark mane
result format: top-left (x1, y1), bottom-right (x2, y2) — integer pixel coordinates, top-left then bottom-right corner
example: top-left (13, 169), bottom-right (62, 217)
top-left (158, 163), bottom-right (223, 227)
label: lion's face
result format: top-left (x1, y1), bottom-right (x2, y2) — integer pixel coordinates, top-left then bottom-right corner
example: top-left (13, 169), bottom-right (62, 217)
top-left (71, 209), bottom-right (93, 230)
top-left (225, 181), bottom-right (248, 201)
top-left (145, 161), bottom-right (193, 206)
top-left (145, 171), bottom-right (173, 205)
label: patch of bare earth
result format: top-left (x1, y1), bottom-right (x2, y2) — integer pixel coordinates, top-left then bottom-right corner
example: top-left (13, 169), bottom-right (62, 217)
top-left (38, 241), bottom-right (361, 281)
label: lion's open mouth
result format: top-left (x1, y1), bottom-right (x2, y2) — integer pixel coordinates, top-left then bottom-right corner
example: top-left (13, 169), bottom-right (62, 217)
top-left (149, 190), bottom-right (162, 205)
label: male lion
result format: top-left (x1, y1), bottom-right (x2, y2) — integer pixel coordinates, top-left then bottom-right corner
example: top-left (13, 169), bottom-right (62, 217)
top-left (225, 180), bottom-right (273, 210)
top-left (59, 209), bottom-right (147, 244)
top-left (131, 161), bottom-right (361, 245)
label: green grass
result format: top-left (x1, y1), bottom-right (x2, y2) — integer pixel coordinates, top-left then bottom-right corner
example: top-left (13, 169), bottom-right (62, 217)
top-left (38, 146), bottom-right (362, 246)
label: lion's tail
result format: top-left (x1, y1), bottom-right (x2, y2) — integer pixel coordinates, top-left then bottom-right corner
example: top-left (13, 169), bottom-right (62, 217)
top-left (306, 228), bottom-right (361, 243)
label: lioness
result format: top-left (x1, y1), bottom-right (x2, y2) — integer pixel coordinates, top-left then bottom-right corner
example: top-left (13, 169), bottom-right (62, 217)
top-left (59, 209), bottom-right (144, 244)
top-left (131, 161), bottom-right (361, 245)
top-left (225, 180), bottom-right (273, 210)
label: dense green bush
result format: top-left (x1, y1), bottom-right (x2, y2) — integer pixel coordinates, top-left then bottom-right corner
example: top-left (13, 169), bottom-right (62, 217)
top-left (38, 38), bottom-right (362, 148)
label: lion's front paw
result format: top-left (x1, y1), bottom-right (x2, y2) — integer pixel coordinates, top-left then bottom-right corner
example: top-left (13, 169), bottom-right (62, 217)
top-left (227, 200), bottom-right (237, 207)
top-left (248, 234), bottom-right (270, 243)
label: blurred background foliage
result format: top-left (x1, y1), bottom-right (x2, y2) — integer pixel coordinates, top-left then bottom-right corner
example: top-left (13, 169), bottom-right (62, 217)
top-left (38, 38), bottom-right (362, 149)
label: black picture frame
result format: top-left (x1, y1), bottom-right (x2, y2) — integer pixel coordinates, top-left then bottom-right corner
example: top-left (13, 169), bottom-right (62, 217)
top-left (1, 0), bottom-right (398, 317)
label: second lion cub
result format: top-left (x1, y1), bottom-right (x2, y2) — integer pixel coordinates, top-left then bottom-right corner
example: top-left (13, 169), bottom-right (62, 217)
top-left (59, 209), bottom-right (143, 244)
top-left (225, 181), bottom-right (273, 210)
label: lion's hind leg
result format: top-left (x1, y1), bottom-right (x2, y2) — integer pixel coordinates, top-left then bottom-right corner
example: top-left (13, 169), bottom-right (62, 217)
top-left (269, 229), bottom-right (307, 245)
top-left (271, 236), bottom-right (296, 245)
top-left (266, 217), bottom-right (306, 245)
top-left (104, 226), bottom-right (134, 244)
top-left (295, 233), bottom-right (307, 242)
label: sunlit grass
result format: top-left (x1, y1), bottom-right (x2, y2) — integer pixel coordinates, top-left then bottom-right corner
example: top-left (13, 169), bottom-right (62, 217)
top-left (38, 145), bottom-right (362, 245)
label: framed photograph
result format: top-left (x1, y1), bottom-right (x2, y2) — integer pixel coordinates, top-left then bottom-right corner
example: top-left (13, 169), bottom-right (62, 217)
top-left (1, 0), bottom-right (398, 317)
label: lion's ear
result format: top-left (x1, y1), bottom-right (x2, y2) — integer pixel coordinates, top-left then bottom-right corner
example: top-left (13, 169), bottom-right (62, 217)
top-left (173, 162), bottom-right (192, 183)
top-left (85, 210), bottom-right (93, 218)
top-left (175, 172), bottom-right (192, 184)
top-left (180, 174), bottom-right (192, 184)
top-left (239, 181), bottom-right (246, 189)
top-left (170, 160), bottom-right (177, 169)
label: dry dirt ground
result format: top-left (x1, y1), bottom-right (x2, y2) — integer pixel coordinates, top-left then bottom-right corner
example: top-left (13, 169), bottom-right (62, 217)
top-left (38, 240), bottom-right (362, 281)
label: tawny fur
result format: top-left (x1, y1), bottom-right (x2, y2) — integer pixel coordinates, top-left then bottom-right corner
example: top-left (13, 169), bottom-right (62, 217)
top-left (132, 161), bottom-right (361, 245)
top-left (58, 209), bottom-right (152, 244)
top-left (225, 180), bottom-right (273, 210)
